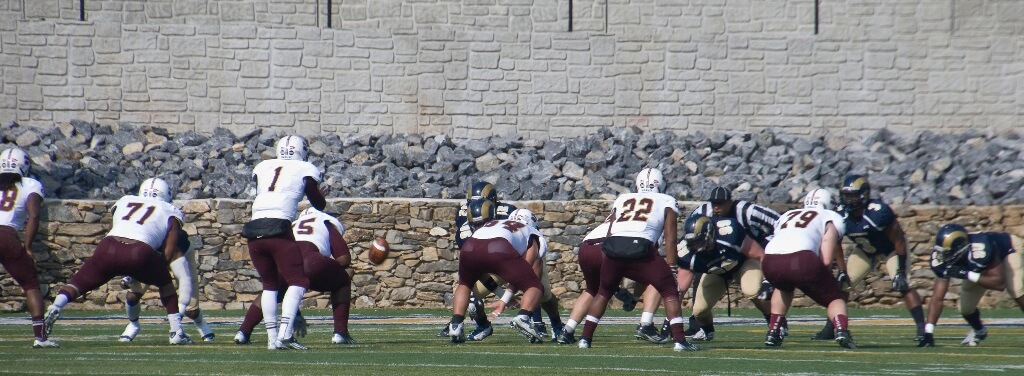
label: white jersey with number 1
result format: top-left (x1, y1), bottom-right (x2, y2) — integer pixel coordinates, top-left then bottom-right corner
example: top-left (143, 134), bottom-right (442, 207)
top-left (106, 195), bottom-right (184, 251)
top-left (606, 192), bottom-right (680, 243)
top-left (470, 219), bottom-right (544, 257)
top-left (250, 159), bottom-right (322, 221)
top-left (765, 208), bottom-right (846, 256)
top-left (0, 177), bottom-right (44, 231)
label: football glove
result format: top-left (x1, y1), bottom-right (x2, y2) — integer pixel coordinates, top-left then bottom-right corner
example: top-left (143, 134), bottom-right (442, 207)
top-left (757, 279), bottom-right (775, 301)
top-left (917, 333), bottom-right (935, 348)
top-left (892, 272), bottom-right (910, 293)
top-left (944, 265), bottom-right (969, 279)
top-left (837, 271), bottom-right (852, 291)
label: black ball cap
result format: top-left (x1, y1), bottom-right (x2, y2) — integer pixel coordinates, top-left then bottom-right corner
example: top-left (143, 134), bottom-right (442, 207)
top-left (707, 186), bottom-right (732, 203)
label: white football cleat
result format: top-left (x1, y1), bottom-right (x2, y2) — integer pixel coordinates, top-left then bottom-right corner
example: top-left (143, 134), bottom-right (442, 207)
top-left (578, 338), bottom-right (591, 349)
top-left (196, 321), bottom-right (215, 342)
top-left (509, 315), bottom-right (542, 343)
top-left (119, 321), bottom-right (141, 342)
top-left (169, 331), bottom-right (193, 345)
top-left (961, 327), bottom-right (988, 346)
top-left (691, 328), bottom-right (715, 341)
top-left (233, 331), bottom-right (250, 345)
top-left (43, 305), bottom-right (62, 336)
top-left (32, 338), bottom-right (60, 349)
top-left (332, 333), bottom-right (357, 345)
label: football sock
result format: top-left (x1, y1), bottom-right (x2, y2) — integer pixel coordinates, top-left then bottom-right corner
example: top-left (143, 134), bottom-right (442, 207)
top-left (532, 307), bottom-right (544, 325)
top-left (278, 286), bottom-right (306, 340)
top-left (564, 319), bottom-right (579, 333)
top-left (581, 315), bottom-right (600, 341)
top-left (705, 322), bottom-right (715, 333)
top-left (160, 293), bottom-right (180, 315)
top-left (963, 309), bottom-right (984, 331)
top-left (768, 314), bottom-right (782, 333)
top-left (170, 257), bottom-right (193, 314)
top-left (452, 314), bottom-right (466, 325)
top-left (333, 300), bottom-right (351, 334)
top-left (53, 293), bottom-right (70, 309)
top-left (260, 290), bottom-right (279, 340)
top-left (32, 314), bottom-right (44, 340)
top-left (239, 303), bottom-right (262, 336)
top-left (168, 313), bottom-right (183, 334)
top-left (517, 309), bottom-right (531, 318)
top-left (126, 301), bottom-right (141, 322)
top-left (833, 314), bottom-right (849, 332)
top-left (669, 316), bottom-right (685, 342)
top-left (640, 311), bottom-right (655, 326)
top-left (909, 305), bottom-right (925, 327)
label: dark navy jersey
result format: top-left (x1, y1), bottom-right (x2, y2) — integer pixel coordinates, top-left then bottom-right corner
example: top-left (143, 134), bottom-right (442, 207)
top-left (839, 199), bottom-right (898, 256)
top-left (691, 200), bottom-right (778, 248)
top-left (930, 232), bottom-right (1015, 279)
top-left (454, 202), bottom-right (518, 247)
top-left (677, 217), bottom-right (747, 276)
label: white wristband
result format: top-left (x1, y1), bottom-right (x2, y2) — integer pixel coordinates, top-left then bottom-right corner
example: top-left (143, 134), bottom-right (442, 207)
top-left (500, 289), bottom-right (515, 304)
top-left (967, 271), bottom-right (981, 283)
top-left (925, 323), bottom-right (935, 334)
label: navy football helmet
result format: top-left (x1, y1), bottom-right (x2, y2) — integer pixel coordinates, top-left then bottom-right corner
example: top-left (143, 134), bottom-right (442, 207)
top-left (468, 181), bottom-right (498, 203)
top-left (684, 215), bottom-right (717, 254)
top-left (839, 174), bottom-right (870, 210)
top-left (933, 223), bottom-right (970, 265)
top-left (467, 197), bottom-right (497, 227)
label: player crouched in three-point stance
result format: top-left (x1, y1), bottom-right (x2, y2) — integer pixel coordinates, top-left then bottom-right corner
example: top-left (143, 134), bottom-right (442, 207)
top-left (0, 148), bottom-right (57, 348)
top-left (118, 229), bottom-right (214, 342)
top-left (45, 178), bottom-right (192, 345)
top-left (762, 189), bottom-right (856, 349)
top-left (242, 135), bottom-right (327, 350)
top-left (234, 207), bottom-right (356, 345)
top-left (918, 224), bottom-right (1024, 347)
top-left (448, 198), bottom-right (546, 344)
top-left (578, 168), bottom-right (699, 352)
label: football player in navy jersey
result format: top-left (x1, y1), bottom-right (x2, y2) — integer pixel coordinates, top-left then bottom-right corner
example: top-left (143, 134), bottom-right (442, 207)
top-left (918, 224), bottom-right (1024, 347)
top-left (812, 175), bottom-right (926, 341)
top-left (672, 214), bottom-right (770, 342)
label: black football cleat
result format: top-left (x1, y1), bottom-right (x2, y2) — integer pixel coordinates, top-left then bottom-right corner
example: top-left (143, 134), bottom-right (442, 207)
top-left (836, 330), bottom-right (857, 349)
top-left (765, 331), bottom-right (784, 347)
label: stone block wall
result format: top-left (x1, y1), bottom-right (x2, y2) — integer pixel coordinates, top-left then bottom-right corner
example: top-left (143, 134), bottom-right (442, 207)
top-left (1, 0), bottom-right (1022, 138)
top-left (2, 198), bottom-right (1023, 312)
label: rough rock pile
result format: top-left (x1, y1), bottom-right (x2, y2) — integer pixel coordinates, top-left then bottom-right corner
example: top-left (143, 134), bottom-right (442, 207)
top-left (2, 121), bottom-right (1022, 205)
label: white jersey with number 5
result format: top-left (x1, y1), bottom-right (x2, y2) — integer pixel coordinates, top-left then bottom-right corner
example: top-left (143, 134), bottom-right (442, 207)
top-left (292, 209), bottom-right (345, 258)
top-left (765, 208), bottom-right (845, 256)
top-left (106, 195), bottom-right (185, 250)
top-left (470, 219), bottom-right (543, 256)
top-left (251, 159), bottom-right (322, 221)
top-left (607, 192), bottom-right (680, 243)
top-left (0, 177), bottom-right (44, 231)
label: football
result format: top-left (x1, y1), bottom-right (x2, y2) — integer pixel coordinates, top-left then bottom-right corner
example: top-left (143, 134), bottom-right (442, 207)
top-left (368, 236), bottom-right (389, 265)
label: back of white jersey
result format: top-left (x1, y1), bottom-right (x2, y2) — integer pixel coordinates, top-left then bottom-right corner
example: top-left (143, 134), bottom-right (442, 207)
top-left (292, 210), bottom-right (345, 258)
top-left (0, 178), bottom-right (44, 231)
top-left (470, 219), bottom-right (542, 256)
top-left (106, 195), bottom-right (185, 251)
top-left (251, 159), bottom-right (322, 221)
top-left (606, 192), bottom-right (679, 243)
top-left (583, 221), bottom-right (611, 241)
top-left (765, 208), bottom-right (846, 256)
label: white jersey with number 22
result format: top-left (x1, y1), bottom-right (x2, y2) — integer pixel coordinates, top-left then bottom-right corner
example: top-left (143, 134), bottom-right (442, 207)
top-left (606, 192), bottom-right (679, 243)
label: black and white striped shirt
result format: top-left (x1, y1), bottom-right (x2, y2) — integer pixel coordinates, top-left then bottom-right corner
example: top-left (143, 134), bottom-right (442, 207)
top-left (691, 200), bottom-right (780, 247)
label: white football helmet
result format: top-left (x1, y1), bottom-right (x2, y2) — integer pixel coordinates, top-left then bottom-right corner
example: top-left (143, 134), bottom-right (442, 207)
top-left (635, 168), bottom-right (664, 194)
top-left (139, 178), bottom-right (173, 203)
top-left (0, 147), bottom-right (30, 176)
top-left (508, 208), bottom-right (538, 229)
top-left (803, 188), bottom-right (835, 211)
top-left (276, 135), bottom-right (308, 161)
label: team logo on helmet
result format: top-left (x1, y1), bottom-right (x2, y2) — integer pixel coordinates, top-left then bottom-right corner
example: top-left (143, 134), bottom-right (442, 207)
top-left (803, 188), bottom-right (835, 211)
top-left (683, 215), bottom-right (717, 254)
top-left (635, 168), bottom-right (664, 194)
top-left (0, 148), bottom-right (30, 177)
top-left (508, 208), bottom-right (538, 229)
top-left (839, 174), bottom-right (870, 210)
top-left (139, 178), bottom-right (173, 203)
top-left (468, 181), bottom-right (498, 203)
top-left (277, 135), bottom-right (309, 161)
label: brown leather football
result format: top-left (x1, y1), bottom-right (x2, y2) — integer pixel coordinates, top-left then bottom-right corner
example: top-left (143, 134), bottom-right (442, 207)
top-left (368, 236), bottom-right (389, 264)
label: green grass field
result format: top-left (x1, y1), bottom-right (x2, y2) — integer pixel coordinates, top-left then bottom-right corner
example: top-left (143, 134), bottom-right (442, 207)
top-left (3, 308), bottom-right (1023, 375)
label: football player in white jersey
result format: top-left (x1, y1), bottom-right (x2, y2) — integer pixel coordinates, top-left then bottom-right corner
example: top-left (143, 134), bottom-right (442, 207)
top-left (0, 148), bottom-right (57, 348)
top-left (577, 168), bottom-right (700, 352)
top-left (44, 178), bottom-right (193, 345)
top-left (242, 135), bottom-right (326, 350)
top-left (447, 198), bottom-right (546, 344)
top-left (117, 229), bottom-right (215, 343)
top-left (762, 189), bottom-right (856, 349)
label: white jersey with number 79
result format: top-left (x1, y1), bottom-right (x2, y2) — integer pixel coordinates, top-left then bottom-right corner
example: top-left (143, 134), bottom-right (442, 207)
top-left (250, 159), bottom-right (322, 221)
top-left (765, 208), bottom-right (846, 256)
top-left (606, 192), bottom-right (680, 243)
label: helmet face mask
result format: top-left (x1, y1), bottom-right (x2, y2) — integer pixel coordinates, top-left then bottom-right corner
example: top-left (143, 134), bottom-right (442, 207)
top-left (0, 148), bottom-right (30, 177)
top-left (635, 168), bottom-right (664, 194)
top-left (467, 197), bottom-right (497, 228)
top-left (277, 135), bottom-right (309, 161)
top-left (934, 224), bottom-right (970, 266)
top-left (139, 178), bottom-right (173, 203)
top-left (684, 215), bottom-right (716, 254)
top-left (840, 175), bottom-right (870, 210)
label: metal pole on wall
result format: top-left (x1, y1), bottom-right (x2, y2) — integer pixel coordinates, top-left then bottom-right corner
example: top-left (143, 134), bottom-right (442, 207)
top-left (568, 0), bottom-right (573, 32)
top-left (80, 0), bottom-right (85, 21)
top-left (327, 0), bottom-right (333, 29)
top-left (605, 0), bottom-right (609, 33)
top-left (814, 0), bottom-right (819, 35)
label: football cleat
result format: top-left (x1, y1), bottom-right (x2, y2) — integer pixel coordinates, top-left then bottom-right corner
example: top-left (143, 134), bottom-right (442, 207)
top-left (765, 331), bottom-right (784, 347)
top-left (555, 330), bottom-right (577, 345)
top-left (836, 330), bottom-right (857, 349)
top-left (449, 322), bottom-right (465, 344)
top-left (331, 332), bottom-right (357, 345)
top-left (550, 322), bottom-right (564, 341)
top-left (914, 326), bottom-right (926, 342)
top-left (43, 305), bottom-right (61, 336)
top-left (510, 316), bottom-right (543, 344)
top-left (690, 328), bottom-right (715, 341)
top-left (533, 322), bottom-right (548, 340)
top-left (467, 324), bottom-right (493, 341)
top-left (961, 327), bottom-right (987, 346)
top-left (169, 331), bottom-right (194, 345)
top-left (436, 324), bottom-right (451, 337)
top-left (781, 323), bottom-right (790, 337)
top-left (32, 339), bottom-right (60, 349)
top-left (578, 338), bottom-right (591, 349)
top-left (233, 331), bottom-right (250, 345)
top-left (673, 341), bottom-right (700, 352)
top-left (274, 337), bottom-right (309, 350)
top-left (635, 323), bottom-right (666, 343)
top-left (659, 319), bottom-right (671, 341)
top-left (811, 325), bottom-right (835, 340)
top-left (614, 289), bottom-right (638, 312)
top-left (119, 321), bottom-right (141, 342)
